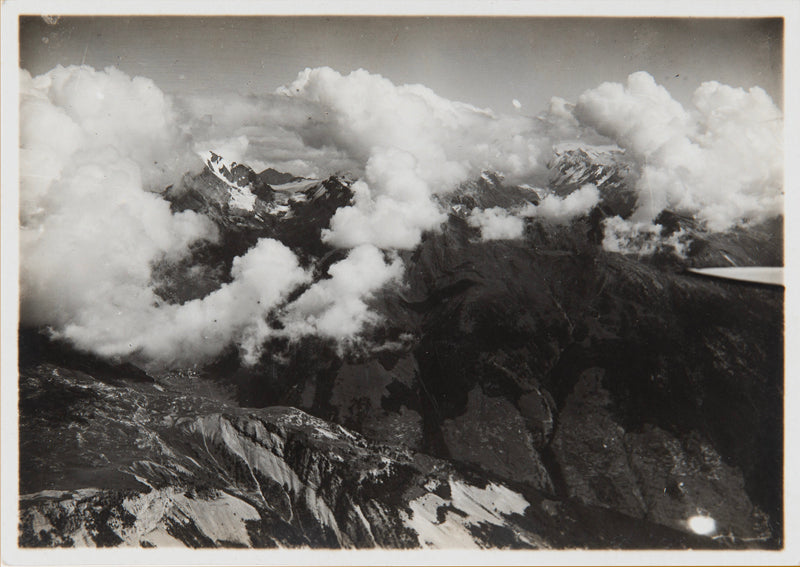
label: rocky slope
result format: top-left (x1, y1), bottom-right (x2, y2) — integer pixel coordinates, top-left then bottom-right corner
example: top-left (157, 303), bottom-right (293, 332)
top-left (18, 154), bottom-right (783, 549)
top-left (19, 350), bottom-right (736, 549)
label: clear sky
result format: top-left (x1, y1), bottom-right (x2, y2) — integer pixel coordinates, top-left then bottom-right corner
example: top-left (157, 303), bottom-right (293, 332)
top-left (20, 16), bottom-right (783, 113)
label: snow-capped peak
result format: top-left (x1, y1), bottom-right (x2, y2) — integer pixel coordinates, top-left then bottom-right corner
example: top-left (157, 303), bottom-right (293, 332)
top-left (551, 142), bottom-right (625, 164)
top-left (202, 151), bottom-right (257, 212)
top-left (480, 170), bottom-right (504, 185)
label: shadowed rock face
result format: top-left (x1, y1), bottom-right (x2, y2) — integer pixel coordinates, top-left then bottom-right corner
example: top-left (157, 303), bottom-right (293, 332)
top-left (19, 162), bottom-right (783, 549)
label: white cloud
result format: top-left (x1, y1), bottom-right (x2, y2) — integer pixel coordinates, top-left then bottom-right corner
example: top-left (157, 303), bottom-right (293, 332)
top-left (468, 207), bottom-right (525, 240)
top-left (19, 64), bottom-right (784, 368)
top-left (20, 65), bottom-right (215, 334)
top-left (277, 67), bottom-right (552, 249)
top-left (279, 244), bottom-right (404, 340)
top-left (60, 238), bottom-right (310, 368)
top-left (573, 71), bottom-right (782, 231)
top-left (20, 65), bottom-right (311, 369)
top-left (601, 215), bottom-right (689, 257)
top-left (519, 183), bottom-right (600, 224)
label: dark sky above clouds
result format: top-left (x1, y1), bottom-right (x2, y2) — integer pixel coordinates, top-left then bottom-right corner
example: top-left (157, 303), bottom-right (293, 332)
top-left (19, 16), bottom-right (783, 112)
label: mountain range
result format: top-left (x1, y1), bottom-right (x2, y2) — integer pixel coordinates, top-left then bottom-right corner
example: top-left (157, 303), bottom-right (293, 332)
top-left (18, 146), bottom-right (783, 549)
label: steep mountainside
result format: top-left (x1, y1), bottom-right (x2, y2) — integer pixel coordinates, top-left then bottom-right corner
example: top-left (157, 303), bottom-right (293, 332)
top-left (18, 350), bottom-right (735, 549)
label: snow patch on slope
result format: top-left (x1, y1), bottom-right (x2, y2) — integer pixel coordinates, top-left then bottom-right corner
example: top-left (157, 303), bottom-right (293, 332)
top-left (228, 186), bottom-right (257, 211)
top-left (202, 151), bottom-right (257, 211)
top-left (21, 487), bottom-right (260, 547)
top-left (402, 477), bottom-right (534, 548)
top-left (123, 486), bottom-right (260, 547)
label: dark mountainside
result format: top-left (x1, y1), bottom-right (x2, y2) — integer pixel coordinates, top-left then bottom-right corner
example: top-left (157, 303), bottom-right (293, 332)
top-left (19, 149), bottom-right (783, 549)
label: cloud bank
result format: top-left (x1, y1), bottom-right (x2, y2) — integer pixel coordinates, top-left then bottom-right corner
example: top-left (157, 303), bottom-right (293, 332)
top-left (19, 64), bottom-right (783, 368)
top-left (180, 90), bottom-right (357, 178)
top-left (65, 238), bottom-right (310, 368)
top-left (573, 71), bottom-right (783, 232)
top-left (20, 65), bottom-right (213, 334)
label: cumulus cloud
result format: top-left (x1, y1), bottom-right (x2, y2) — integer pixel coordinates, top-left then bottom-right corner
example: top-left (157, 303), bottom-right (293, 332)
top-left (277, 67), bottom-right (552, 249)
top-left (20, 65), bottom-right (428, 369)
top-left (468, 207), bottom-right (525, 240)
top-left (19, 63), bottom-right (784, 368)
top-left (601, 216), bottom-right (689, 257)
top-left (520, 183), bottom-right (600, 224)
top-left (573, 71), bottom-right (783, 232)
top-left (279, 244), bottom-right (404, 340)
top-left (20, 65), bottom-right (214, 331)
top-left (20, 66), bottom-right (201, 223)
top-left (467, 183), bottom-right (600, 241)
top-left (20, 66), bottom-right (311, 369)
top-left (60, 238), bottom-right (310, 368)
